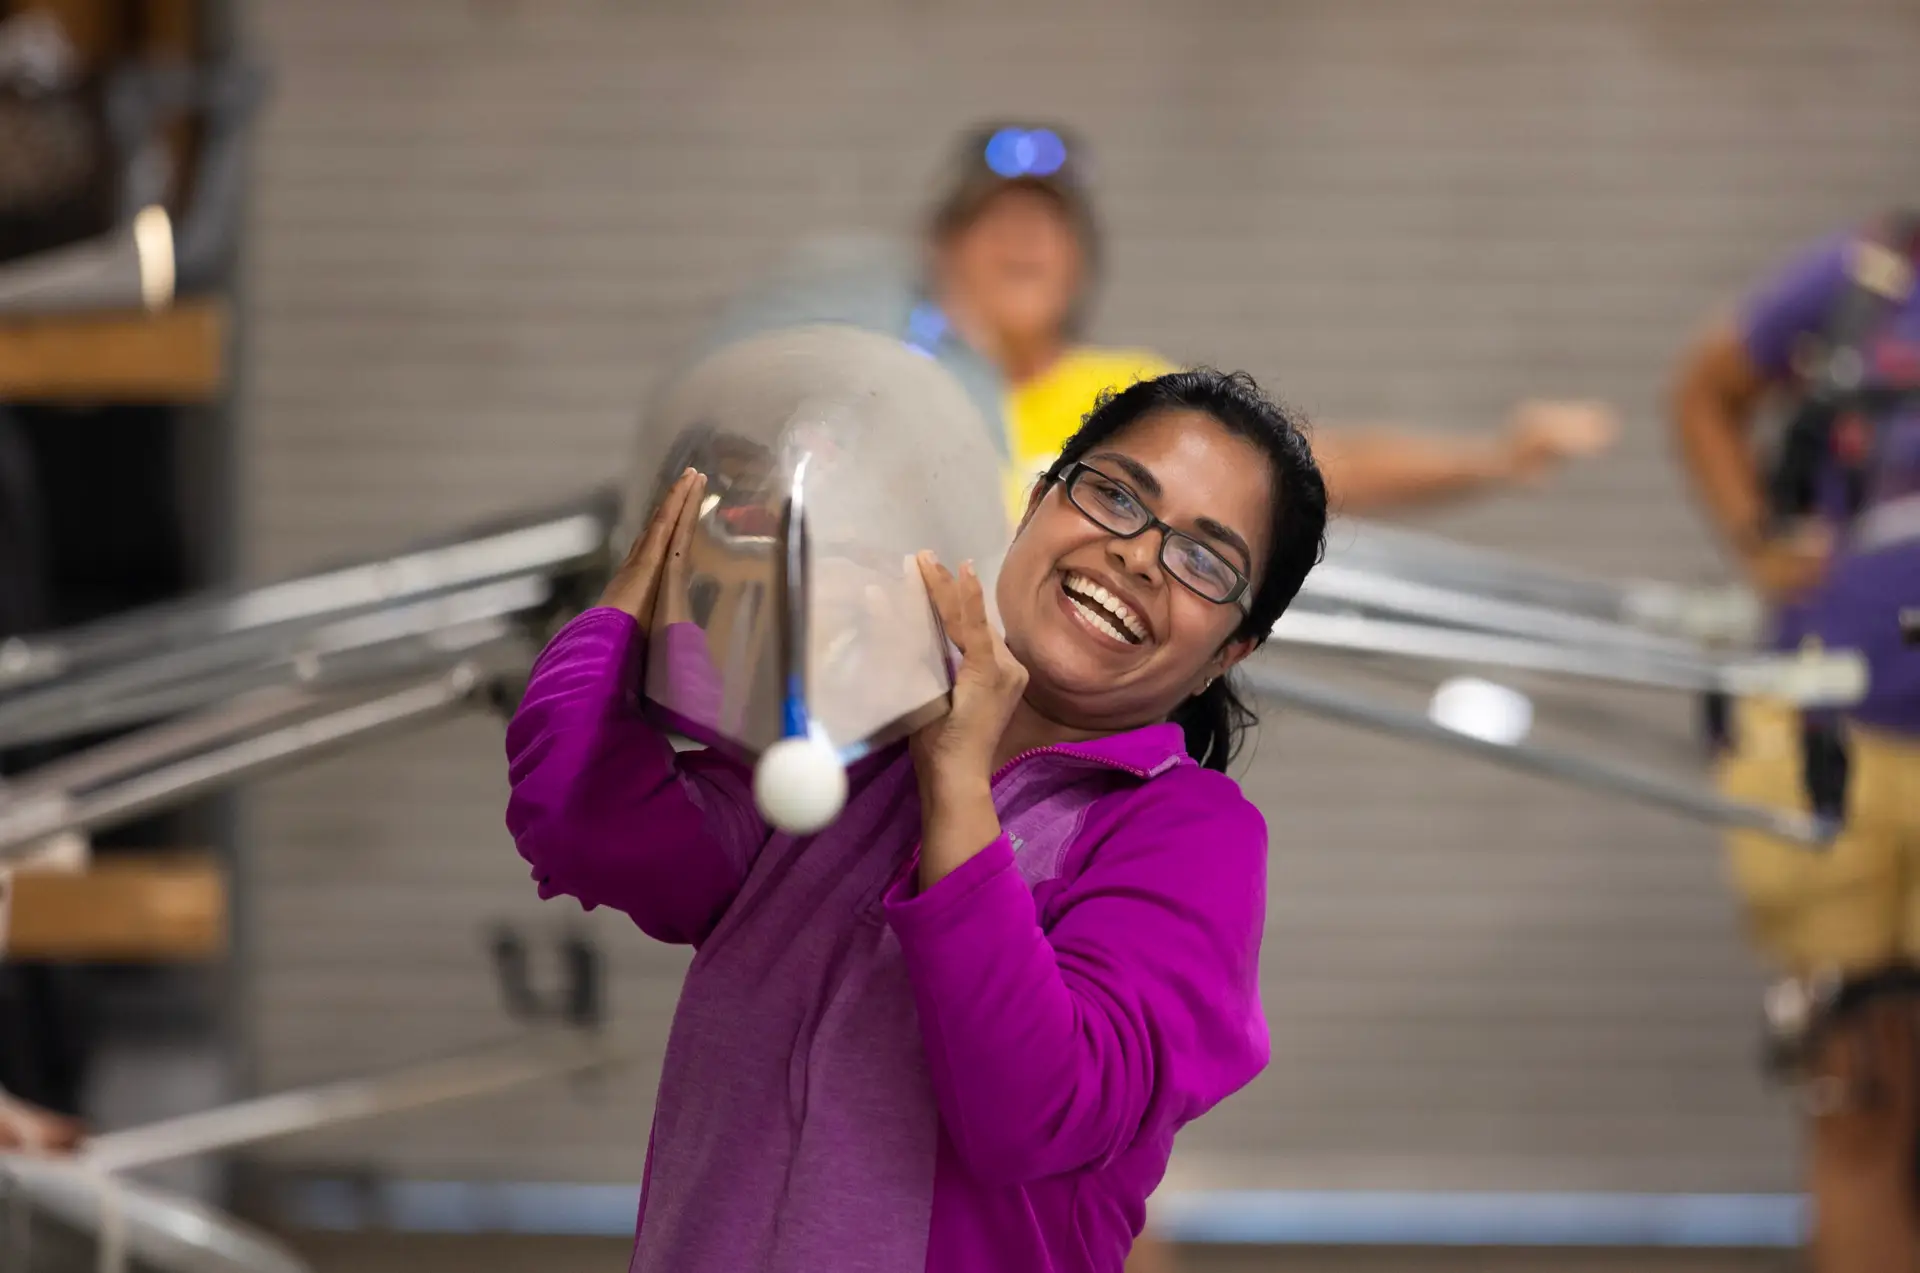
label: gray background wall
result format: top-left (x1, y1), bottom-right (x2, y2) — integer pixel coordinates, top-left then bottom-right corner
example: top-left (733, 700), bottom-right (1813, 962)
top-left (235, 0), bottom-right (1920, 1194)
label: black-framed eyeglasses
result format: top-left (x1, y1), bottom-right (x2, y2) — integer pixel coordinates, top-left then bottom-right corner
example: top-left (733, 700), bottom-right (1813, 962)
top-left (1056, 462), bottom-right (1251, 611)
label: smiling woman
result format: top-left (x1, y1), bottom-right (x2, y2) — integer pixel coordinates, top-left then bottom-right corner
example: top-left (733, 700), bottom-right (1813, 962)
top-left (998, 370), bottom-right (1328, 770)
top-left (502, 367), bottom-right (1327, 1273)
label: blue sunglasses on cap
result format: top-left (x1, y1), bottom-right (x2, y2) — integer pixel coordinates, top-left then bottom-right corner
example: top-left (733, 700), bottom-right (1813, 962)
top-left (982, 126), bottom-right (1069, 179)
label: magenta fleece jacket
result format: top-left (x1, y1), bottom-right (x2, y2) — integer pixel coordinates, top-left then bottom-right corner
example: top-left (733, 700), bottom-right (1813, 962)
top-left (504, 607), bottom-right (1270, 1273)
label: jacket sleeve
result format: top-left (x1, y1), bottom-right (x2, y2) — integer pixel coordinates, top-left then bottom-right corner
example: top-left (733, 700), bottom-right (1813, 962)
top-left (883, 774), bottom-right (1269, 1185)
top-left (503, 607), bottom-right (768, 946)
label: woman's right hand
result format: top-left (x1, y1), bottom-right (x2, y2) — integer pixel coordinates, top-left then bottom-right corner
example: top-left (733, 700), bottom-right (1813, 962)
top-left (599, 468), bottom-right (706, 633)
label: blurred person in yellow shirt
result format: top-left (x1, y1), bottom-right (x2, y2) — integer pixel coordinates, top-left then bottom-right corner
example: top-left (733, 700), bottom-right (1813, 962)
top-left (920, 123), bottom-right (1616, 526)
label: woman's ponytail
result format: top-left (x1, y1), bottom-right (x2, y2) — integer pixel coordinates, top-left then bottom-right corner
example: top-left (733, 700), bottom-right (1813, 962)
top-left (1169, 674), bottom-right (1257, 772)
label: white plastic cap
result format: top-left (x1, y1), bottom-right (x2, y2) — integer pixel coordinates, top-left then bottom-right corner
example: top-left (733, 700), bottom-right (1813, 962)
top-left (753, 735), bottom-right (849, 835)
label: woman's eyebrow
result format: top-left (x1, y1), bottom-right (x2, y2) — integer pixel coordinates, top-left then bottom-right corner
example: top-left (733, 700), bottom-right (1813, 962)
top-left (1195, 517), bottom-right (1253, 569)
top-left (1088, 451), bottom-right (1161, 497)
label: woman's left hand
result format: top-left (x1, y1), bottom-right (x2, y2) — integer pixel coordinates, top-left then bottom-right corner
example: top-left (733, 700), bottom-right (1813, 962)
top-left (911, 552), bottom-right (1027, 788)
top-left (910, 552), bottom-right (1027, 885)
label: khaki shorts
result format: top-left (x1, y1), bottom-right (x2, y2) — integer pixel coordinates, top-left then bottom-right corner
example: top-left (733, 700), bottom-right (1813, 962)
top-left (1719, 698), bottom-right (1920, 974)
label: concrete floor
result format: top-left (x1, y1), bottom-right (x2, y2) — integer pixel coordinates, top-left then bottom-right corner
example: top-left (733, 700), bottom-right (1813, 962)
top-left (287, 1233), bottom-right (1800, 1273)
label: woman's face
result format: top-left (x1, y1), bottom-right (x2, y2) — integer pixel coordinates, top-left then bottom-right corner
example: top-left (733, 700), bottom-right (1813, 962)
top-left (937, 186), bottom-right (1084, 350)
top-left (996, 408), bottom-right (1274, 733)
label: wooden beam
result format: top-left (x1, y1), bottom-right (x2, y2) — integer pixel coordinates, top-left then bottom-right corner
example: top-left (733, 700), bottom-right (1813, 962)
top-left (0, 299), bottom-right (227, 402)
top-left (5, 851), bottom-right (227, 961)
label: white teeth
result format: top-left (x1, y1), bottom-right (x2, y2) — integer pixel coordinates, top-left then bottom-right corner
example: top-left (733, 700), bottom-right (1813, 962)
top-left (1064, 573), bottom-right (1146, 642)
top-left (1088, 582), bottom-right (1145, 640)
top-left (1068, 595), bottom-right (1131, 644)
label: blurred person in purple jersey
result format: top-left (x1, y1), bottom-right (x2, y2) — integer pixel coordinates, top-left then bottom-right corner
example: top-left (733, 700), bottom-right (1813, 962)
top-left (1674, 213), bottom-right (1920, 1273)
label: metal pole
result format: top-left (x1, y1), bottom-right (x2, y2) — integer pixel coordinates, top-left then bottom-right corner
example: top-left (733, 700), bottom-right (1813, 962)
top-left (1330, 520), bottom-right (1638, 609)
top-left (1297, 563), bottom-right (1719, 660)
top-left (0, 655), bottom-right (521, 862)
top-left (0, 576), bottom-right (546, 749)
top-left (0, 496), bottom-right (611, 694)
top-left (1237, 660), bottom-right (1834, 846)
top-left (1325, 520), bottom-right (1764, 646)
top-left (4, 690), bottom-right (326, 798)
top-left (0, 1158), bottom-right (312, 1273)
top-left (1270, 609), bottom-right (1865, 706)
top-left (80, 1031), bottom-right (633, 1174)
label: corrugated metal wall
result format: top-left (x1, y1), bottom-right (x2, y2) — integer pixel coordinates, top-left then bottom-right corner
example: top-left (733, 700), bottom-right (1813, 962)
top-left (238, 0), bottom-right (1920, 1192)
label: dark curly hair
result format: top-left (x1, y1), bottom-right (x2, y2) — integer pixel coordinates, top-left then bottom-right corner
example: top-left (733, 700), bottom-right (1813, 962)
top-left (1038, 368), bottom-right (1328, 770)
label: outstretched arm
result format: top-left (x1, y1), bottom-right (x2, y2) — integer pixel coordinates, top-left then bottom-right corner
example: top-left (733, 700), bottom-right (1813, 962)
top-left (1315, 399), bottom-right (1617, 514)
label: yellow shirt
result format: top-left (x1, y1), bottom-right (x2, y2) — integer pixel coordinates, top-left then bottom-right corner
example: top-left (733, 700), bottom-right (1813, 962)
top-left (1002, 346), bottom-right (1176, 521)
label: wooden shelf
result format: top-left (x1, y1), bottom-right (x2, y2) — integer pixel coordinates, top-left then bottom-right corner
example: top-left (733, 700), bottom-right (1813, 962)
top-left (5, 850), bottom-right (227, 961)
top-left (0, 300), bottom-right (228, 403)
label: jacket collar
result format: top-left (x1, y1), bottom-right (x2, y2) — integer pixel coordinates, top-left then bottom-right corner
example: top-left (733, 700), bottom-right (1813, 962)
top-left (1030, 720), bottom-right (1193, 780)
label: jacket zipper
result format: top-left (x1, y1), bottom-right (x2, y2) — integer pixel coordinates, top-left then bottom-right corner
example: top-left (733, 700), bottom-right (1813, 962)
top-left (990, 744), bottom-right (1157, 785)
